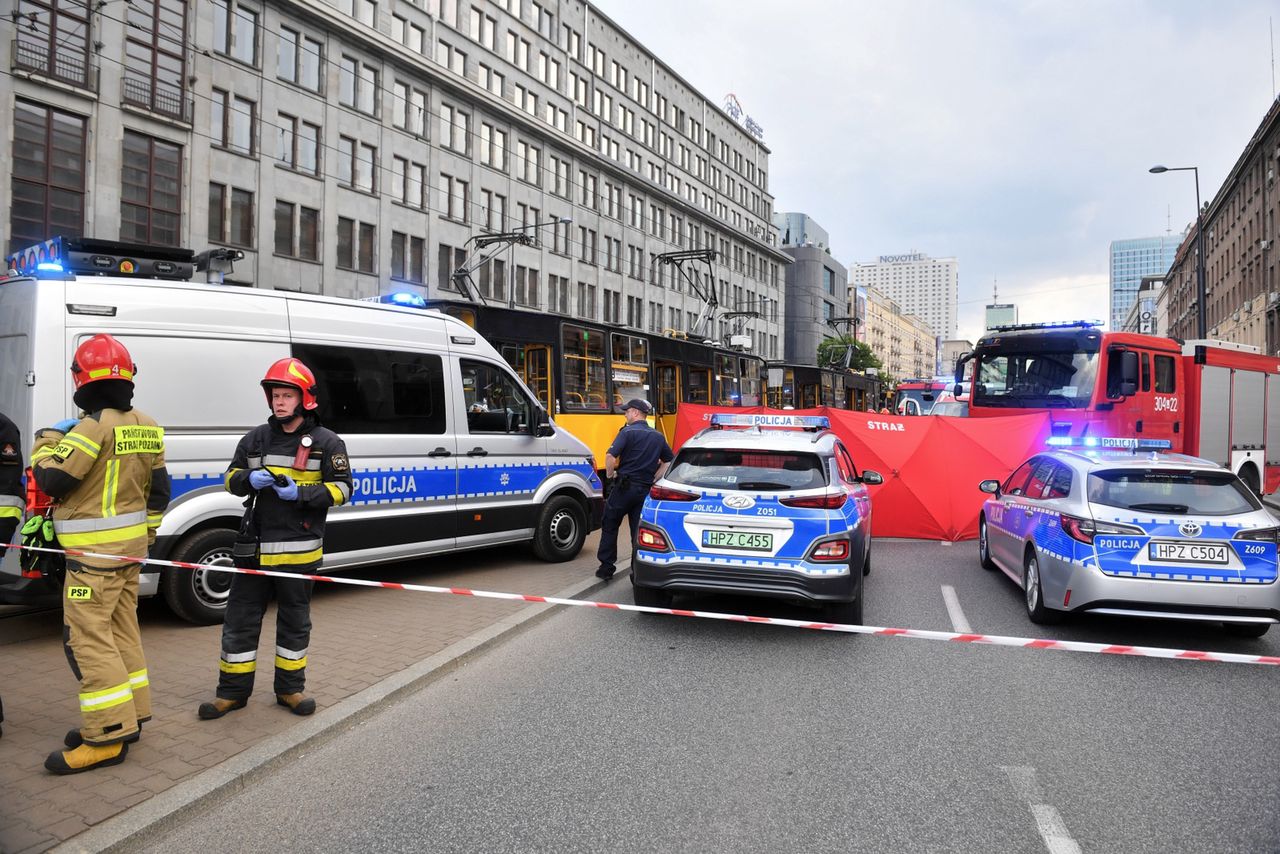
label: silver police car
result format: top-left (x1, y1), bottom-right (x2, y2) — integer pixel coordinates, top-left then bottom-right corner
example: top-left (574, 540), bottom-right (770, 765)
top-left (978, 438), bottom-right (1280, 637)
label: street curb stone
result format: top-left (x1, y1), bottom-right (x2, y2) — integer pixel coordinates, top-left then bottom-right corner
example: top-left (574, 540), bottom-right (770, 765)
top-left (51, 563), bottom-right (630, 854)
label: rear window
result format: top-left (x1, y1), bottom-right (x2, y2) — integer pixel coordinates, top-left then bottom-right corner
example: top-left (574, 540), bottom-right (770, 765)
top-left (1086, 469), bottom-right (1261, 516)
top-left (666, 449), bottom-right (828, 491)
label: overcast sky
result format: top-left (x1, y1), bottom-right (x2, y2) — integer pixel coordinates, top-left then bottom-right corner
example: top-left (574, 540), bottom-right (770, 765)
top-left (593, 0), bottom-right (1279, 343)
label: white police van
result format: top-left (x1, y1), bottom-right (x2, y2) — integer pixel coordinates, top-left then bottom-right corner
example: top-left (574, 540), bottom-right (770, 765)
top-left (0, 238), bottom-right (602, 623)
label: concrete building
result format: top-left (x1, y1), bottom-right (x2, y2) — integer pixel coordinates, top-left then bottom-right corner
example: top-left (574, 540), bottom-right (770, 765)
top-left (775, 212), bottom-right (845, 365)
top-left (1120, 275), bottom-right (1163, 335)
top-left (1109, 234), bottom-right (1181, 331)
top-left (984, 302), bottom-right (1017, 330)
top-left (939, 338), bottom-right (972, 377)
top-left (861, 285), bottom-right (936, 382)
top-left (2, 0), bottom-right (789, 355)
top-left (850, 251), bottom-right (957, 339)
top-left (1164, 97), bottom-right (1279, 354)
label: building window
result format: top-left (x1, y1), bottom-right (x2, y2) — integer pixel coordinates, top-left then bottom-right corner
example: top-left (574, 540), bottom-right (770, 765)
top-left (392, 157), bottom-right (426, 208)
top-left (337, 217), bottom-right (376, 273)
top-left (274, 200), bottom-right (319, 261)
top-left (278, 27), bottom-right (323, 91)
top-left (123, 0), bottom-right (188, 119)
top-left (9, 100), bottom-right (86, 253)
top-left (212, 0), bottom-right (257, 66)
top-left (276, 114), bottom-right (320, 175)
top-left (479, 124), bottom-right (507, 169)
top-left (208, 183), bottom-right (254, 247)
top-left (337, 137), bottom-right (376, 193)
top-left (516, 141), bottom-right (541, 186)
top-left (14, 0), bottom-right (91, 88)
top-left (514, 265), bottom-right (539, 307)
top-left (439, 173), bottom-right (469, 222)
top-left (441, 103), bottom-right (470, 154)
top-left (120, 131), bottom-right (180, 246)
top-left (391, 231), bottom-right (426, 283)
top-left (393, 82), bottom-right (429, 136)
top-left (339, 55), bottom-right (380, 115)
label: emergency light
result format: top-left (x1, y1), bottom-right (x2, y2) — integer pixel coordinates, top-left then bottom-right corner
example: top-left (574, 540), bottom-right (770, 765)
top-left (5, 237), bottom-right (195, 281)
top-left (710, 414), bottom-right (830, 430)
top-left (988, 319), bottom-right (1105, 333)
top-left (1045, 436), bottom-right (1173, 451)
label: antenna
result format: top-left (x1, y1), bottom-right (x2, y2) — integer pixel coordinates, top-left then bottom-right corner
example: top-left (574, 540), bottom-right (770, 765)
top-left (1166, 204), bottom-right (1172, 234)
top-left (1272, 16), bottom-right (1276, 97)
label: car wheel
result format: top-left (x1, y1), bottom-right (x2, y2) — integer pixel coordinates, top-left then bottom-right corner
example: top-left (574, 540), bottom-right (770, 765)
top-left (163, 528), bottom-right (237, 625)
top-left (1223, 621), bottom-right (1270, 638)
top-left (979, 516), bottom-right (997, 570)
top-left (632, 583), bottom-right (673, 610)
top-left (826, 593), bottom-right (864, 625)
top-left (1023, 547), bottom-right (1062, 625)
top-left (531, 495), bottom-right (587, 562)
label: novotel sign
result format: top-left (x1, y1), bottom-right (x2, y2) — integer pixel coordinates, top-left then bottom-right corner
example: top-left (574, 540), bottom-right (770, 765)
top-left (879, 253), bottom-right (925, 263)
top-left (723, 94), bottom-right (765, 141)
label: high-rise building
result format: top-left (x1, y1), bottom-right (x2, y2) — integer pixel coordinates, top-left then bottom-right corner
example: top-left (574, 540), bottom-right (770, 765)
top-left (772, 212), bottom-right (829, 252)
top-left (1108, 235), bottom-right (1181, 331)
top-left (861, 286), bottom-right (936, 382)
top-left (1, 0), bottom-right (788, 355)
top-left (850, 252), bottom-right (957, 339)
top-left (774, 212), bottom-right (845, 365)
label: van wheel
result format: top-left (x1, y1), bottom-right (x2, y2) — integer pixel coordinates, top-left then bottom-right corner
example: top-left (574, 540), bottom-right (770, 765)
top-left (163, 528), bottom-right (237, 625)
top-left (532, 496), bottom-right (586, 562)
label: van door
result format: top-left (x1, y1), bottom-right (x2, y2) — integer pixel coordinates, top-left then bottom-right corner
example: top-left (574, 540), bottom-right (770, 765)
top-left (456, 358), bottom-right (549, 547)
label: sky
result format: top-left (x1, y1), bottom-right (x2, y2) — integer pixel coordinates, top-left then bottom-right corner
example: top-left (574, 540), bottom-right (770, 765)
top-left (592, 0), bottom-right (1279, 343)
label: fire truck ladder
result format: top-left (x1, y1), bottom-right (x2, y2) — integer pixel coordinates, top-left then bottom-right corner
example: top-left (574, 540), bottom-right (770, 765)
top-left (655, 249), bottom-right (718, 340)
top-left (450, 218), bottom-right (569, 304)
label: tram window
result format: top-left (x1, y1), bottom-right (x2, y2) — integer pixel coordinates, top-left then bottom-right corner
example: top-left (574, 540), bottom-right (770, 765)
top-left (561, 324), bottom-right (608, 411)
top-left (739, 357), bottom-right (762, 406)
top-left (686, 367), bottom-right (711, 404)
top-left (611, 333), bottom-right (650, 411)
top-left (716, 354), bottom-right (739, 405)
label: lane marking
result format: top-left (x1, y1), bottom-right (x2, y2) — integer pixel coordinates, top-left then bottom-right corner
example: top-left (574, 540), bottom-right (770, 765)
top-left (941, 585), bottom-right (972, 633)
top-left (1001, 766), bottom-right (1083, 854)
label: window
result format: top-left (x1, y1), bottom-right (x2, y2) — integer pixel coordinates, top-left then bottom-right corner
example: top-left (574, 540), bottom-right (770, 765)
top-left (1003, 460), bottom-right (1036, 496)
top-left (441, 103), bottom-right (470, 154)
top-left (479, 189), bottom-right (507, 230)
top-left (479, 63), bottom-right (504, 97)
top-left (514, 265), bottom-right (539, 306)
top-left (9, 100), bottom-right (87, 253)
top-left (437, 243), bottom-right (469, 293)
top-left (577, 282), bottom-right (596, 320)
top-left (339, 55), bottom-right (379, 115)
top-left (207, 183), bottom-right (225, 245)
top-left (391, 231), bottom-right (425, 282)
top-left (277, 29), bottom-right (324, 91)
top-left (479, 124), bottom-right (507, 169)
top-left (440, 174), bottom-right (469, 222)
top-left (578, 227), bottom-right (597, 265)
top-left (550, 155), bottom-right (569, 197)
top-left (16, 0), bottom-right (91, 87)
top-left (561, 325), bottom-right (607, 411)
top-left (276, 115), bottom-right (320, 174)
top-left (213, 0), bottom-right (257, 65)
top-left (209, 183), bottom-right (254, 247)
top-left (336, 217), bottom-right (375, 273)
top-left (392, 82), bottom-right (429, 137)
top-left (124, 0), bottom-right (188, 118)
top-left (229, 95), bottom-right (255, 154)
top-left (273, 200), bottom-right (320, 260)
top-left (461, 360), bottom-right (536, 434)
top-left (547, 274), bottom-right (570, 314)
top-left (1045, 463), bottom-right (1073, 500)
top-left (120, 131), bottom-right (180, 245)
top-left (1154, 355), bottom-right (1176, 393)
top-left (516, 141), bottom-right (541, 185)
top-left (293, 344), bottom-right (446, 436)
top-left (391, 157), bottom-right (426, 208)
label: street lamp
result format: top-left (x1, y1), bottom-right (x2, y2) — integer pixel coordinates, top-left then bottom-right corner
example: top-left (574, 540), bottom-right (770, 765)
top-left (1149, 164), bottom-right (1206, 339)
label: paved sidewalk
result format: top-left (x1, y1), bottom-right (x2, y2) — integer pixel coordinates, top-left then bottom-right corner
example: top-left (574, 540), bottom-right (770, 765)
top-left (0, 533), bottom-right (619, 853)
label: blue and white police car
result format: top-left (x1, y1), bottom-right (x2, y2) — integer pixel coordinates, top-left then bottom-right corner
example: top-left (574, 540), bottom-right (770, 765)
top-left (631, 414), bottom-right (883, 623)
top-left (978, 437), bottom-right (1280, 637)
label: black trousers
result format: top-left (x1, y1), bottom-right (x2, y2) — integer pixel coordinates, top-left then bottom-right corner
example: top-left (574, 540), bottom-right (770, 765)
top-left (216, 570), bottom-right (314, 700)
top-left (596, 479), bottom-right (650, 572)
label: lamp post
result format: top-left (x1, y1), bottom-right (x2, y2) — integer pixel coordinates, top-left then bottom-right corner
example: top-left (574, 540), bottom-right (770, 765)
top-left (1149, 165), bottom-right (1206, 339)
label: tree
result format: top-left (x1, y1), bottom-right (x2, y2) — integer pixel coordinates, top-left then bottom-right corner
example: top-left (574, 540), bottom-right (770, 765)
top-left (817, 335), bottom-right (882, 372)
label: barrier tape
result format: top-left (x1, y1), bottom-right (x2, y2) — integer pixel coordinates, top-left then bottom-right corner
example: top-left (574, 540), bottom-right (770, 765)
top-left (6, 542), bottom-right (1279, 667)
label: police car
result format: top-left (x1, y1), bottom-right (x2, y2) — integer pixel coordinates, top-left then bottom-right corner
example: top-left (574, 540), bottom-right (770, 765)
top-left (977, 437), bottom-right (1280, 637)
top-left (631, 415), bottom-right (883, 623)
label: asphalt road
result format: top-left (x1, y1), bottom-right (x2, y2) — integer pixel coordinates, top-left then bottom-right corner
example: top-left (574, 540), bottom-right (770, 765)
top-left (141, 540), bottom-right (1280, 853)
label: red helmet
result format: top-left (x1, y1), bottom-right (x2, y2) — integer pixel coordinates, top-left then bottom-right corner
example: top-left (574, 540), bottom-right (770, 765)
top-left (261, 358), bottom-right (318, 411)
top-left (70, 334), bottom-right (136, 390)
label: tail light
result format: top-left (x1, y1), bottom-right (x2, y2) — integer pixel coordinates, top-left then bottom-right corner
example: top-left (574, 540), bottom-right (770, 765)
top-left (649, 485), bottom-right (698, 501)
top-left (1060, 514), bottom-right (1143, 545)
top-left (1235, 527), bottom-right (1280, 544)
top-left (636, 524), bottom-right (670, 552)
top-left (781, 492), bottom-right (847, 510)
top-left (808, 538), bottom-right (850, 562)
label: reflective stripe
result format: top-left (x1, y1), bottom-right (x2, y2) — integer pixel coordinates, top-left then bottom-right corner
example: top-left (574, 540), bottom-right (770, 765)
top-left (275, 645), bottom-right (307, 660)
top-left (31, 447), bottom-right (58, 462)
top-left (61, 432), bottom-right (101, 458)
top-left (0, 495), bottom-right (23, 509)
top-left (147, 513), bottom-right (163, 529)
top-left (129, 668), bottom-right (149, 689)
top-left (222, 649), bottom-right (257, 663)
top-left (262, 454), bottom-right (322, 471)
top-left (101, 459), bottom-right (120, 517)
top-left (79, 681), bottom-right (133, 712)
top-left (219, 659), bottom-right (257, 674)
top-left (57, 523), bottom-right (148, 548)
top-left (87, 366), bottom-right (133, 381)
top-left (246, 456), bottom-right (262, 468)
top-left (259, 538), bottom-right (323, 554)
top-left (260, 548), bottom-right (323, 567)
top-left (325, 482), bottom-right (348, 505)
top-left (275, 655), bottom-right (308, 671)
top-left (265, 465), bottom-right (322, 484)
top-left (224, 469), bottom-right (242, 489)
top-left (0, 506), bottom-right (21, 519)
top-left (54, 510), bottom-right (147, 533)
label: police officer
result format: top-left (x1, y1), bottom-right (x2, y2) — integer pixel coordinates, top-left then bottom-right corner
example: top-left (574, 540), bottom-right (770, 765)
top-left (32, 334), bottom-right (170, 774)
top-left (595, 398), bottom-right (673, 581)
top-left (199, 358), bottom-right (351, 720)
top-left (0, 410), bottom-right (22, 739)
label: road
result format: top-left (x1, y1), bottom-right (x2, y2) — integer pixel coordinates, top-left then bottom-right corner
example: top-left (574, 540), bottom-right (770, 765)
top-left (142, 540), bottom-right (1280, 853)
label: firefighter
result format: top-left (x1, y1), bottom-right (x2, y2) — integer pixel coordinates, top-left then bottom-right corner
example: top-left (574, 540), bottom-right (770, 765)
top-left (595, 399), bottom-right (673, 581)
top-left (0, 410), bottom-right (22, 738)
top-left (32, 334), bottom-right (170, 774)
top-left (198, 358), bottom-right (351, 720)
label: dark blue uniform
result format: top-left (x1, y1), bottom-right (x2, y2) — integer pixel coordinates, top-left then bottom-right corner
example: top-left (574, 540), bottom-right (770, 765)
top-left (596, 421), bottom-right (673, 578)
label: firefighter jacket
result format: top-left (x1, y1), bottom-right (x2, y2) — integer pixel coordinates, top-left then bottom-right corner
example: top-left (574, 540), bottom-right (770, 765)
top-left (31, 409), bottom-right (171, 569)
top-left (224, 415), bottom-right (351, 571)
top-left (0, 412), bottom-right (23, 544)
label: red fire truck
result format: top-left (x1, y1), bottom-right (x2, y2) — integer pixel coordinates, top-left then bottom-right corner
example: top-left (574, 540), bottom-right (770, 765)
top-left (894, 377), bottom-right (951, 415)
top-left (957, 321), bottom-right (1280, 494)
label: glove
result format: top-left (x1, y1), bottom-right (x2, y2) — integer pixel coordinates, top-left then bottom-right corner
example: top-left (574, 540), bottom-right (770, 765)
top-left (273, 475), bottom-right (299, 501)
top-left (51, 418), bottom-right (78, 433)
top-left (248, 469), bottom-right (276, 490)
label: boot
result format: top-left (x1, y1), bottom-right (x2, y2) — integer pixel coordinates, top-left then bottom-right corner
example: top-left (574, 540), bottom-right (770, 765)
top-left (65, 724), bottom-right (141, 749)
top-left (197, 697), bottom-right (247, 720)
top-left (275, 693), bottom-right (316, 716)
top-left (45, 740), bottom-right (128, 775)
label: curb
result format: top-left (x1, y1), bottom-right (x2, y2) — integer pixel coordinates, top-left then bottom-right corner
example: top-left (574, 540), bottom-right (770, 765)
top-left (52, 562), bottom-right (630, 854)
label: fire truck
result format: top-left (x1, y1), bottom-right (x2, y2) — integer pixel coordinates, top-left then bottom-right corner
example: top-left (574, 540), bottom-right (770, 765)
top-left (956, 320), bottom-right (1280, 494)
top-left (894, 377), bottom-right (950, 415)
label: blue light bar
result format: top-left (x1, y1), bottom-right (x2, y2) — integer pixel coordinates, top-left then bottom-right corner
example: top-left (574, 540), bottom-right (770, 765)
top-left (384, 291), bottom-right (427, 308)
top-left (1046, 436), bottom-right (1173, 451)
top-left (36, 261), bottom-right (64, 273)
top-left (988, 320), bottom-right (1104, 333)
top-left (710, 414), bottom-right (830, 429)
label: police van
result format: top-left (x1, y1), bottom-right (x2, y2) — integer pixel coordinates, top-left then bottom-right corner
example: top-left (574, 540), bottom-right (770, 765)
top-left (0, 238), bottom-right (602, 623)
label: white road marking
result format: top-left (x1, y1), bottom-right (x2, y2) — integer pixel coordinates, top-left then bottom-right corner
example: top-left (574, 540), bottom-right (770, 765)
top-left (941, 584), bottom-right (972, 633)
top-left (1001, 766), bottom-right (1083, 854)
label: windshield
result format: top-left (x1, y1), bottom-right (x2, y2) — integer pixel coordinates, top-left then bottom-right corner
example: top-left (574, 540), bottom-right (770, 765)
top-left (973, 349), bottom-right (1098, 408)
top-left (667, 448), bottom-right (828, 492)
top-left (1087, 469), bottom-right (1261, 516)
top-left (930, 401), bottom-right (968, 417)
top-left (895, 389), bottom-right (937, 413)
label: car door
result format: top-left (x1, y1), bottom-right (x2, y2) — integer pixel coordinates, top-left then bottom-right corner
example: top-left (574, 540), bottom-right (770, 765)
top-left (1008, 459), bottom-right (1055, 578)
top-left (989, 459), bottom-right (1037, 568)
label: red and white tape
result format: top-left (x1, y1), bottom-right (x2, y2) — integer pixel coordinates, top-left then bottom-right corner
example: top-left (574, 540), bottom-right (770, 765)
top-left (7, 542), bottom-right (1280, 667)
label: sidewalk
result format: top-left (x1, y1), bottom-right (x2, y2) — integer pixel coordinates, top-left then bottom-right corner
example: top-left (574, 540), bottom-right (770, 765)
top-left (0, 534), bottom-right (617, 853)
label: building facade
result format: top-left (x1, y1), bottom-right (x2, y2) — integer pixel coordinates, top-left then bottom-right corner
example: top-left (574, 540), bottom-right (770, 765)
top-left (1165, 97), bottom-right (1279, 354)
top-left (775, 211), bottom-right (845, 365)
top-left (861, 285), bottom-right (936, 382)
top-left (1108, 234), bottom-right (1181, 331)
top-left (984, 302), bottom-right (1017, 330)
top-left (1119, 275), bottom-right (1163, 335)
top-left (3, 0), bottom-right (789, 355)
top-left (939, 338), bottom-right (971, 377)
top-left (772, 211), bottom-right (828, 253)
top-left (850, 251), bottom-right (957, 340)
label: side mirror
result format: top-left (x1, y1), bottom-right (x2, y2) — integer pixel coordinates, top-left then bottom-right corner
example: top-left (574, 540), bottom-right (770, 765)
top-left (979, 479), bottom-right (1000, 494)
top-left (534, 408), bottom-right (554, 437)
top-left (860, 470), bottom-right (884, 485)
top-left (953, 384), bottom-right (963, 396)
top-left (1117, 350), bottom-right (1139, 397)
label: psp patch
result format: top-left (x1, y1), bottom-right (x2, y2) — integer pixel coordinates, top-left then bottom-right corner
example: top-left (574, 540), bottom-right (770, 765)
top-left (67, 586), bottom-right (92, 601)
top-left (330, 452), bottom-right (349, 473)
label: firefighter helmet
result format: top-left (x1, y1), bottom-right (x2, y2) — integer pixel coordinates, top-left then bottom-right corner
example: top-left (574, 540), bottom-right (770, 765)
top-left (70, 334), bottom-right (136, 389)
top-left (261, 358), bottom-right (319, 411)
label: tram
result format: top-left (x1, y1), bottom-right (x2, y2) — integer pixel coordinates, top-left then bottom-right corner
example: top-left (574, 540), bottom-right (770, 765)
top-left (765, 363), bottom-right (883, 411)
top-left (432, 302), bottom-right (765, 467)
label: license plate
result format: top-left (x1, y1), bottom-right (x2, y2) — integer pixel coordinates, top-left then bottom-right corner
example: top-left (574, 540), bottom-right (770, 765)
top-left (1148, 542), bottom-right (1230, 565)
top-left (703, 530), bottom-right (773, 551)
